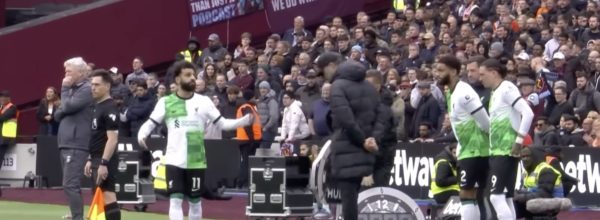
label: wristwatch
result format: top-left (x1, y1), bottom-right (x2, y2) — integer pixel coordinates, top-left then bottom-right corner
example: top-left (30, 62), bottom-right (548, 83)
top-left (100, 159), bottom-right (110, 166)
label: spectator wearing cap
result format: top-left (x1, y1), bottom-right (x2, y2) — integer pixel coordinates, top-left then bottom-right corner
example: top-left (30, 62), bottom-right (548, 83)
top-left (559, 114), bottom-right (588, 146)
top-left (121, 81), bottom-right (156, 137)
top-left (315, 52), bottom-right (343, 82)
top-left (201, 33), bottom-right (228, 63)
top-left (489, 41), bottom-right (509, 60)
top-left (256, 81), bottom-right (279, 148)
top-left (283, 16), bottom-right (313, 47)
top-left (519, 78), bottom-right (544, 134)
top-left (349, 45), bottom-right (366, 64)
top-left (411, 81), bottom-right (442, 138)
top-left (420, 32), bottom-right (438, 63)
top-left (550, 51), bottom-right (567, 79)
top-left (37, 87), bottom-right (61, 136)
top-left (108, 67), bottom-right (130, 104)
top-left (125, 56), bottom-right (148, 86)
top-left (295, 69), bottom-right (321, 117)
top-left (516, 51), bottom-right (530, 67)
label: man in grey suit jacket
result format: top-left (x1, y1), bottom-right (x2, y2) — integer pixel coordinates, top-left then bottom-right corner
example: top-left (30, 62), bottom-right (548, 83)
top-left (55, 57), bottom-right (93, 220)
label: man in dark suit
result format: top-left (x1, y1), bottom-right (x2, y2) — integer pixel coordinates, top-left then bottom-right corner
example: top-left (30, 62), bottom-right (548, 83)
top-left (282, 16), bottom-right (313, 47)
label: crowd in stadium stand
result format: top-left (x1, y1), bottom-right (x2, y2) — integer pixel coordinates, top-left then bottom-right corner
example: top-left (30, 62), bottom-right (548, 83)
top-left (36, 1), bottom-right (600, 168)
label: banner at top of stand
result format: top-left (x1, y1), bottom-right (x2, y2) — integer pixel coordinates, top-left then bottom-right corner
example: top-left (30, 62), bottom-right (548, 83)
top-left (188, 0), bottom-right (265, 28)
top-left (265, 0), bottom-right (366, 33)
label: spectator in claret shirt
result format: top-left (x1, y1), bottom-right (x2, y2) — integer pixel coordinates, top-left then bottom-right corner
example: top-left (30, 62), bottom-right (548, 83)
top-left (232, 61), bottom-right (255, 93)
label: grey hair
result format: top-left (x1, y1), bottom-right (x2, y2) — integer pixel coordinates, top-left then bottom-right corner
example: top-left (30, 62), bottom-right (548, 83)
top-left (64, 57), bottom-right (88, 74)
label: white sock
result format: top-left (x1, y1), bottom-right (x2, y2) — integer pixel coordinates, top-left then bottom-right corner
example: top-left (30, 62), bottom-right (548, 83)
top-left (490, 194), bottom-right (511, 220)
top-left (188, 199), bottom-right (202, 220)
top-left (460, 201), bottom-right (480, 220)
top-left (506, 197), bottom-right (516, 219)
top-left (169, 197), bottom-right (184, 220)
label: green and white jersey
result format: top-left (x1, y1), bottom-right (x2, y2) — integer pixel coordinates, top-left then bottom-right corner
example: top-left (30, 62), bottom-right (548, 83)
top-left (148, 94), bottom-right (220, 169)
top-left (449, 81), bottom-right (489, 160)
top-left (489, 81), bottom-right (523, 156)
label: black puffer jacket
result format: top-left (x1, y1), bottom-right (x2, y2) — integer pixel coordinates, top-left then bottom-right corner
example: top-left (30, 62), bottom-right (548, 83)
top-left (329, 61), bottom-right (387, 179)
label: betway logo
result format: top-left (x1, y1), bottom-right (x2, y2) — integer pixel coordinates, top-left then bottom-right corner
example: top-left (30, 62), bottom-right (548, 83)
top-left (388, 150), bottom-right (434, 187)
top-left (563, 154), bottom-right (600, 194)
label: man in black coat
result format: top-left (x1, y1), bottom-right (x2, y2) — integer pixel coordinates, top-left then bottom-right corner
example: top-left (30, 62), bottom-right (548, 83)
top-left (533, 116), bottom-right (560, 146)
top-left (329, 61), bottom-right (387, 220)
top-left (559, 114), bottom-right (587, 147)
top-left (123, 82), bottom-right (156, 137)
top-left (412, 81), bottom-right (441, 138)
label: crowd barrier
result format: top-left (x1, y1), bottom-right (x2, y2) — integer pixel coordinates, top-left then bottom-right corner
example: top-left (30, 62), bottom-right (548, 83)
top-left (5, 136), bottom-right (600, 207)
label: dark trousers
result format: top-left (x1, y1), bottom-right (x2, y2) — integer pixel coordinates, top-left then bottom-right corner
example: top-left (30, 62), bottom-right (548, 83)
top-left (433, 190), bottom-right (458, 204)
top-left (237, 141), bottom-right (259, 187)
top-left (0, 143), bottom-right (8, 172)
top-left (338, 177), bottom-right (362, 220)
top-left (260, 130), bottom-right (276, 149)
